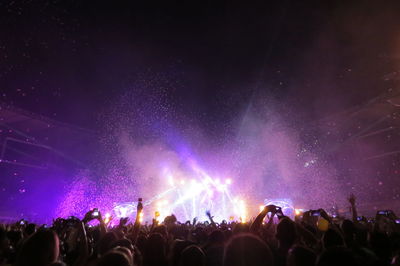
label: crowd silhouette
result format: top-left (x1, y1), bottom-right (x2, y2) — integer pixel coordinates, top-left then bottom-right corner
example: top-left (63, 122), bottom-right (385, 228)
top-left (1, 194), bottom-right (400, 266)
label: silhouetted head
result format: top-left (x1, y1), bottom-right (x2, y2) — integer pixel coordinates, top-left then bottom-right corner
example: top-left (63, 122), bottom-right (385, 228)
top-left (322, 229), bottom-right (345, 248)
top-left (97, 231), bottom-right (118, 255)
top-left (370, 231), bottom-right (392, 263)
top-left (0, 227), bottom-right (9, 250)
top-left (276, 217), bottom-right (297, 247)
top-left (208, 230), bottom-right (225, 245)
top-left (170, 239), bottom-right (195, 266)
top-left (179, 245), bottom-right (205, 266)
top-left (287, 245), bottom-right (316, 266)
top-left (16, 229), bottom-right (59, 266)
top-left (144, 233), bottom-right (167, 266)
top-left (97, 250), bottom-right (132, 266)
top-left (152, 225), bottom-right (168, 238)
top-left (164, 215), bottom-right (177, 227)
top-left (25, 223), bottom-right (36, 236)
top-left (224, 233), bottom-right (273, 266)
top-left (341, 220), bottom-right (355, 237)
top-left (317, 246), bottom-right (357, 266)
top-left (113, 246), bottom-right (133, 265)
top-left (111, 238), bottom-right (134, 252)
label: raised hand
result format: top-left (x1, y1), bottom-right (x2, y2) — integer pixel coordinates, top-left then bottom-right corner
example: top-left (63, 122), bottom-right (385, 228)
top-left (318, 208), bottom-right (331, 222)
top-left (348, 194), bottom-right (356, 206)
top-left (262, 205), bottom-right (278, 214)
top-left (119, 217), bottom-right (129, 226)
top-left (205, 210), bottom-right (216, 227)
top-left (82, 210), bottom-right (94, 223)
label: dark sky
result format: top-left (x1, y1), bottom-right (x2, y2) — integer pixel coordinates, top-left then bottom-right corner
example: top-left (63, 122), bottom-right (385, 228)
top-left (1, 0), bottom-right (400, 130)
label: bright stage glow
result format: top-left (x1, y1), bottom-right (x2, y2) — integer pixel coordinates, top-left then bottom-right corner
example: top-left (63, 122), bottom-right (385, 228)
top-left (103, 212), bottom-right (111, 224)
top-left (113, 202), bottom-right (136, 218)
top-left (110, 165), bottom-right (296, 223)
top-left (143, 164), bottom-right (245, 222)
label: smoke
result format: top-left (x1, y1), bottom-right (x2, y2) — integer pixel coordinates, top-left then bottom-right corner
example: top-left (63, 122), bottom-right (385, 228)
top-left (55, 69), bottom-right (349, 220)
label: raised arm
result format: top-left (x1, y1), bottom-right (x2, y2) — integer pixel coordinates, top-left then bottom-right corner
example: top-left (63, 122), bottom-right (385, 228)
top-left (250, 205), bottom-right (277, 233)
top-left (348, 194), bottom-right (358, 223)
top-left (73, 221), bottom-right (89, 266)
top-left (206, 210), bottom-right (217, 228)
top-left (131, 199), bottom-right (143, 244)
top-left (82, 209), bottom-right (107, 236)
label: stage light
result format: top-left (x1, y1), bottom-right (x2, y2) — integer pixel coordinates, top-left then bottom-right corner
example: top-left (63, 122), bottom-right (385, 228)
top-left (225, 178), bottom-right (232, 185)
top-left (139, 212), bottom-right (144, 223)
top-left (104, 212), bottom-right (111, 224)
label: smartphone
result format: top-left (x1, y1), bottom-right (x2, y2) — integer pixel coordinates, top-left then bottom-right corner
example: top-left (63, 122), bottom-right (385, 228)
top-left (395, 219), bottom-right (400, 224)
top-left (92, 208), bottom-right (99, 217)
top-left (377, 210), bottom-right (388, 215)
top-left (312, 210), bottom-right (320, 216)
top-left (19, 220), bottom-right (25, 225)
top-left (356, 216), bottom-right (363, 221)
top-left (276, 207), bottom-right (284, 217)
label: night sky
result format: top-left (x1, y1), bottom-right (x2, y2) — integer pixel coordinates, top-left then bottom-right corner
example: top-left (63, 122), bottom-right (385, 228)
top-left (1, 0), bottom-right (400, 219)
top-left (2, 0), bottom-right (399, 129)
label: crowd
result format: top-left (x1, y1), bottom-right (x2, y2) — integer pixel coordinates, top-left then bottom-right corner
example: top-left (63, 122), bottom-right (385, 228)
top-left (1, 194), bottom-right (400, 266)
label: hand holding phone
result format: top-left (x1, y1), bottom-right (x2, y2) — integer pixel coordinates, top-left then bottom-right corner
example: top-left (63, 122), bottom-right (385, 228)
top-left (92, 208), bottom-right (99, 218)
top-left (312, 210), bottom-right (320, 216)
top-left (377, 210), bottom-right (388, 216)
